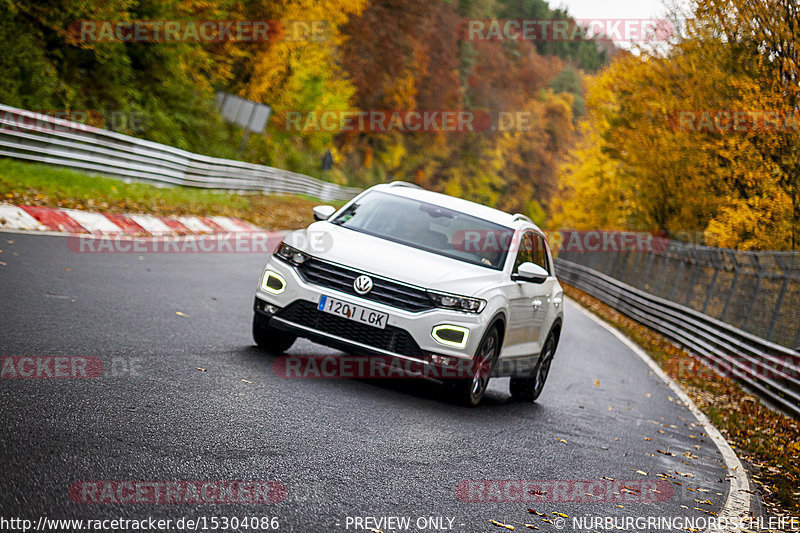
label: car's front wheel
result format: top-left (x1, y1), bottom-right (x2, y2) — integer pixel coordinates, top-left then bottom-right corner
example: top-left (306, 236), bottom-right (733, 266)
top-left (252, 315), bottom-right (296, 354)
top-left (448, 327), bottom-right (499, 407)
top-left (510, 332), bottom-right (556, 402)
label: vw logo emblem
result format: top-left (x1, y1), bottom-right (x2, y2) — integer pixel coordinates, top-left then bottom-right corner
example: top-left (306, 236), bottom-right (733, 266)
top-left (353, 275), bottom-right (373, 295)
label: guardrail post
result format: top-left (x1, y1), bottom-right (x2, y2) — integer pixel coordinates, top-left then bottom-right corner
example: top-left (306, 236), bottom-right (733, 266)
top-left (685, 249), bottom-right (703, 307)
top-left (701, 251), bottom-right (720, 314)
top-left (669, 249), bottom-right (686, 301)
top-left (631, 249), bottom-right (648, 289)
top-left (742, 254), bottom-right (763, 331)
top-left (767, 255), bottom-right (790, 342)
top-left (721, 251), bottom-right (740, 323)
top-left (654, 250), bottom-right (670, 297)
top-left (641, 250), bottom-right (656, 292)
top-left (794, 319), bottom-right (800, 351)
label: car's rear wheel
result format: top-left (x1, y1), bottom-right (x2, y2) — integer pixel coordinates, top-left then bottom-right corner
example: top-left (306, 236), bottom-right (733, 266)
top-left (448, 327), bottom-right (499, 407)
top-left (252, 315), bottom-right (296, 354)
top-left (510, 332), bottom-right (556, 402)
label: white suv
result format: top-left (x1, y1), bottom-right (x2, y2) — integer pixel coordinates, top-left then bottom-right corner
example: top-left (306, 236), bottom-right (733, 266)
top-left (252, 182), bottom-right (564, 406)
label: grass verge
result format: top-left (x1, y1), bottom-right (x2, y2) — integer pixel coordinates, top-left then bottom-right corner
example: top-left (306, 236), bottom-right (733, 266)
top-left (563, 283), bottom-right (800, 518)
top-left (0, 159), bottom-right (346, 230)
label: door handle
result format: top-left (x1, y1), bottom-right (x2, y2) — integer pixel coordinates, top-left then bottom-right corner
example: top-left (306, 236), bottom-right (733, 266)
top-left (532, 299), bottom-right (543, 308)
top-left (553, 296), bottom-right (562, 308)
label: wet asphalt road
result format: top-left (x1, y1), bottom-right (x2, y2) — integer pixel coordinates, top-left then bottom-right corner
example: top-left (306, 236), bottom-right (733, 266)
top-left (0, 232), bottom-right (737, 532)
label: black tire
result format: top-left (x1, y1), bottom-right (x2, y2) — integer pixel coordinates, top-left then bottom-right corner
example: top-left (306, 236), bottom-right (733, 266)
top-left (510, 332), bottom-right (556, 402)
top-left (448, 327), bottom-right (500, 407)
top-left (252, 315), bottom-right (296, 355)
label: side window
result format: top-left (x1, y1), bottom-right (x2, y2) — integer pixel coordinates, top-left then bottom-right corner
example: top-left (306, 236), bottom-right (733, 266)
top-left (532, 234), bottom-right (550, 274)
top-left (513, 232), bottom-right (534, 272)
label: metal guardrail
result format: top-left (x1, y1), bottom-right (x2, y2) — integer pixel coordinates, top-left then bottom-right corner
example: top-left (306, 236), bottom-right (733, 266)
top-left (556, 258), bottom-right (800, 418)
top-left (559, 241), bottom-right (800, 351)
top-left (0, 103), bottom-right (361, 202)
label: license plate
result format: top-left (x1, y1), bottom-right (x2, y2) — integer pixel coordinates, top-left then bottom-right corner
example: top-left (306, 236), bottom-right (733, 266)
top-left (318, 295), bottom-right (388, 329)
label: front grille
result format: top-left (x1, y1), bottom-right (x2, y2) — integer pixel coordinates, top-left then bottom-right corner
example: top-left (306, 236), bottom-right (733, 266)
top-left (295, 258), bottom-right (434, 312)
top-left (277, 301), bottom-right (425, 359)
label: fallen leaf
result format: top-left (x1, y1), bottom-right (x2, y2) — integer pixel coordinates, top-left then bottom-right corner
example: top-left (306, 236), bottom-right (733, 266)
top-left (527, 509), bottom-right (546, 518)
top-left (489, 520), bottom-right (514, 530)
top-left (636, 470), bottom-right (648, 476)
top-left (197, 367), bottom-right (207, 372)
top-left (601, 476), bottom-right (615, 481)
top-left (656, 449), bottom-right (676, 456)
top-left (176, 311), bottom-right (189, 317)
top-left (644, 437), bottom-right (653, 441)
top-left (557, 438), bottom-right (567, 444)
top-left (553, 512), bottom-right (569, 518)
top-left (645, 393), bottom-right (652, 398)
top-left (593, 379), bottom-right (600, 387)
top-left (240, 379), bottom-right (253, 384)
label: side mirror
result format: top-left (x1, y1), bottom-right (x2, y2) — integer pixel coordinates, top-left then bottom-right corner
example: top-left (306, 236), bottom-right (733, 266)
top-left (511, 262), bottom-right (549, 284)
top-left (313, 205), bottom-right (336, 221)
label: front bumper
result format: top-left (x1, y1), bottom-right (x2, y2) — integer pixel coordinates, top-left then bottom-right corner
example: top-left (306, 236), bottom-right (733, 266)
top-left (254, 256), bottom-right (491, 361)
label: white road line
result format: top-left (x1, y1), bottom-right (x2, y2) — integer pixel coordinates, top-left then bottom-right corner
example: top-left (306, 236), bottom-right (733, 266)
top-left (128, 214), bottom-right (172, 235)
top-left (567, 298), bottom-right (752, 531)
top-left (60, 209), bottom-right (123, 233)
top-left (209, 216), bottom-right (249, 232)
top-left (0, 204), bottom-right (46, 231)
top-left (176, 216), bottom-right (214, 233)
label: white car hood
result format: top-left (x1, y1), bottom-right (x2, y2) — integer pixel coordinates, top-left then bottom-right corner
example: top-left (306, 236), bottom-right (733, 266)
top-left (285, 222), bottom-right (506, 296)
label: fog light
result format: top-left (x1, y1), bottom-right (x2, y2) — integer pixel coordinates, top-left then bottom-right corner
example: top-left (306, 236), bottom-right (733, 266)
top-left (261, 270), bottom-right (286, 294)
top-left (428, 353), bottom-right (460, 367)
top-left (431, 325), bottom-right (470, 349)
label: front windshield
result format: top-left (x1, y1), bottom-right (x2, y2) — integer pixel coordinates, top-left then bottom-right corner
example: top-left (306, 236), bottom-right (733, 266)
top-left (331, 191), bottom-right (514, 270)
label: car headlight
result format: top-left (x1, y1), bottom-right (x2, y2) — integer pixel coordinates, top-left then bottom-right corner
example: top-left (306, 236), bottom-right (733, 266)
top-left (275, 242), bottom-right (309, 265)
top-left (427, 290), bottom-right (486, 313)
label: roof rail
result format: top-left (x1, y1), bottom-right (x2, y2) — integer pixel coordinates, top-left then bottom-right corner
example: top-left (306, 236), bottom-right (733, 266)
top-left (512, 213), bottom-right (533, 224)
top-left (387, 181), bottom-right (422, 189)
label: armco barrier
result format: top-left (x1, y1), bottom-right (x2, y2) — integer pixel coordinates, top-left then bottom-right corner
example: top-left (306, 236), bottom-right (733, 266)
top-left (0, 103), bottom-right (361, 202)
top-left (555, 258), bottom-right (800, 418)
